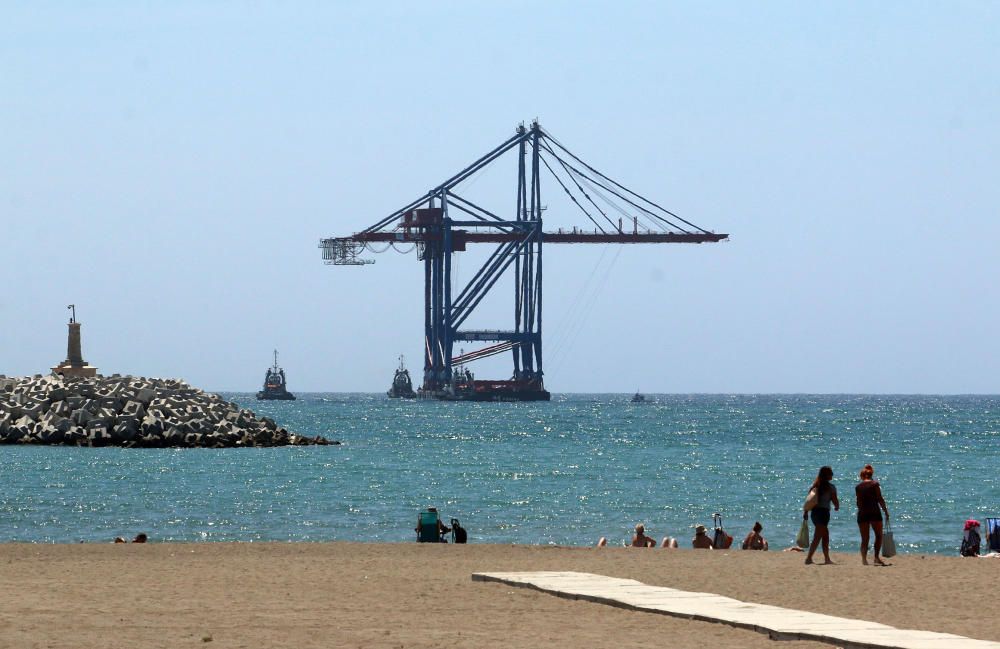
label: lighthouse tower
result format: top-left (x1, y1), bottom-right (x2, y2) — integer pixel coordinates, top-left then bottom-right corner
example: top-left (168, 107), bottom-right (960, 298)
top-left (51, 305), bottom-right (98, 378)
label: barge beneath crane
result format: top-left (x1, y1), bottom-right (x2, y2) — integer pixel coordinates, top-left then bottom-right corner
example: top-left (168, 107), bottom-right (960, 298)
top-left (420, 382), bottom-right (551, 402)
top-left (419, 367), bottom-right (550, 402)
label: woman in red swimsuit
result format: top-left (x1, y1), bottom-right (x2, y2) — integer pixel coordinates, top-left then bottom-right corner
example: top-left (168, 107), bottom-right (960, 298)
top-left (855, 464), bottom-right (890, 565)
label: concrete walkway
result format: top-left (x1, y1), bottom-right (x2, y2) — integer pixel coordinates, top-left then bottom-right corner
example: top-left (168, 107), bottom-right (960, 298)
top-left (472, 571), bottom-right (1000, 649)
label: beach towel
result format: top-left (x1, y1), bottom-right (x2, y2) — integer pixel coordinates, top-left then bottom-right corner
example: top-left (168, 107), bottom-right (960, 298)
top-left (881, 521), bottom-right (896, 558)
top-left (796, 519), bottom-right (810, 548)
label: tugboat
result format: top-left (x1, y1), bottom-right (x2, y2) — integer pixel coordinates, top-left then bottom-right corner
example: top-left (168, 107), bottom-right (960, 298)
top-left (630, 391), bottom-right (646, 403)
top-left (256, 350), bottom-right (296, 401)
top-left (387, 355), bottom-right (417, 399)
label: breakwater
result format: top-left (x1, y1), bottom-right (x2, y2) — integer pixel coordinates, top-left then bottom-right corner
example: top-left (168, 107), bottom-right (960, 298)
top-left (0, 374), bottom-right (333, 447)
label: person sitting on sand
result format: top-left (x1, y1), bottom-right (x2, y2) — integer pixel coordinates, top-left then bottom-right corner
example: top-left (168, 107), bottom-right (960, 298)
top-left (742, 521), bottom-right (769, 550)
top-left (660, 535), bottom-right (678, 548)
top-left (415, 507), bottom-right (451, 542)
top-left (631, 524), bottom-right (656, 548)
top-left (132, 533), bottom-right (147, 543)
top-left (113, 537), bottom-right (127, 544)
top-left (692, 524), bottom-right (713, 549)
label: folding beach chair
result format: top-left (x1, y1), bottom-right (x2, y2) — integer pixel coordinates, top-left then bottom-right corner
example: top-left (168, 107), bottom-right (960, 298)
top-left (417, 509), bottom-right (443, 543)
top-left (987, 518), bottom-right (1000, 552)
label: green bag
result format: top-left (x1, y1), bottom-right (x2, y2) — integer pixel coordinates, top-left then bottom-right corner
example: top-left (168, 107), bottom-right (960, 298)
top-left (796, 518), bottom-right (810, 548)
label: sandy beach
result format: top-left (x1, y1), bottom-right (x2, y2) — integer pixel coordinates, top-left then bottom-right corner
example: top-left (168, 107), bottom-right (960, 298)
top-left (1, 542), bottom-right (996, 649)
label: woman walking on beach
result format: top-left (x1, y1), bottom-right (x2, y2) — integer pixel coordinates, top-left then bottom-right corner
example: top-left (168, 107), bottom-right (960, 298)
top-left (804, 466), bottom-right (839, 565)
top-left (856, 464), bottom-right (890, 565)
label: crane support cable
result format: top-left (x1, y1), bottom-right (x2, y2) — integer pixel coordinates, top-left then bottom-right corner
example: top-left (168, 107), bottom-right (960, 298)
top-left (537, 151), bottom-right (608, 233)
top-left (549, 151), bottom-right (623, 232)
top-left (575, 172), bottom-right (663, 233)
top-left (540, 140), bottom-right (686, 230)
top-left (542, 144), bottom-right (693, 234)
top-left (542, 130), bottom-right (711, 234)
top-left (540, 149), bottom-right (620, 233)
top-left (540, 141), bottom-right (673, 228)
top-left (559, 150), bottom-right (687, 233)
top-left (542, 130), bottom-right (693, 227)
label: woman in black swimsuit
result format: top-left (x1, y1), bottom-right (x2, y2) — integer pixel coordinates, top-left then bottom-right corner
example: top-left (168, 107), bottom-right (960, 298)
top-left (855, 464), bottom-right (890, 565)
top-left (804, 466), bottom-right (839, 565)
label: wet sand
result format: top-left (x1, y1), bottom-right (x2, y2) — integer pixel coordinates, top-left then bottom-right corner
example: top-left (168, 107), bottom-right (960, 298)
top-left (0, 542), bottom-right (995, 649)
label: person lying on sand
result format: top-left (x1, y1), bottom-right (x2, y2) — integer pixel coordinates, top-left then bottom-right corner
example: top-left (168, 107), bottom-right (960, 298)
top-left (595, 524), bottom-right (675, 548)
top-left (595, 531), bottom-right (678, 548)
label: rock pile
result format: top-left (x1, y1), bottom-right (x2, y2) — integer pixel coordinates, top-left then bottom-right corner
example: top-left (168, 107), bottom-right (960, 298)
top-left (0, 374), bottom-right (336, 447)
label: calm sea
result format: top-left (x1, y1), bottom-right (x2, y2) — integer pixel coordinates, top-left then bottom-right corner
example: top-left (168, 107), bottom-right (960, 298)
top-left (2, 394), bottom-right (997, 554)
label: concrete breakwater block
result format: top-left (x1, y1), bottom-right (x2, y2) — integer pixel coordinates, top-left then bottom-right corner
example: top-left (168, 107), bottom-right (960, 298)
top-left (0, 374), bottom-right (338, 448)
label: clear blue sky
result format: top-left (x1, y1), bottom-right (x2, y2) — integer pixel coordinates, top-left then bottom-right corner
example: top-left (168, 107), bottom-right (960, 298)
top-left (2, 2), bottom-right (997, 393)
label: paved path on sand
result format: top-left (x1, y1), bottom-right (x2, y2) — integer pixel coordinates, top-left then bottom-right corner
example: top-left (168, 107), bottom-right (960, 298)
top-left (473, 571), bottom-right (1000, 649)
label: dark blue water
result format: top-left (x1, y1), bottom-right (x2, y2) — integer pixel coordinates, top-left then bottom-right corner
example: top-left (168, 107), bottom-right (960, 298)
top-left (2, 394), bottom-right (997, 553)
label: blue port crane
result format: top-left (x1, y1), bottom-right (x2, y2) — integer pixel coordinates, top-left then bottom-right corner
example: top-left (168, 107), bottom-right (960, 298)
top-left (320, 121), bottom-right (727, 400)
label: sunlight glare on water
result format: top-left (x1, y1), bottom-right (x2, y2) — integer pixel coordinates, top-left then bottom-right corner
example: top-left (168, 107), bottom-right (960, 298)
top-left (2, 394), bottom-right (997, 554)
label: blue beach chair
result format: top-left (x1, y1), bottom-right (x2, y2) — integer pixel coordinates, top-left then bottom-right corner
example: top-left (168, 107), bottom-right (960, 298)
top-left (987, 518), bottom-right (1000, 552)
top-left (417, 509), bottom-right (443, 543)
